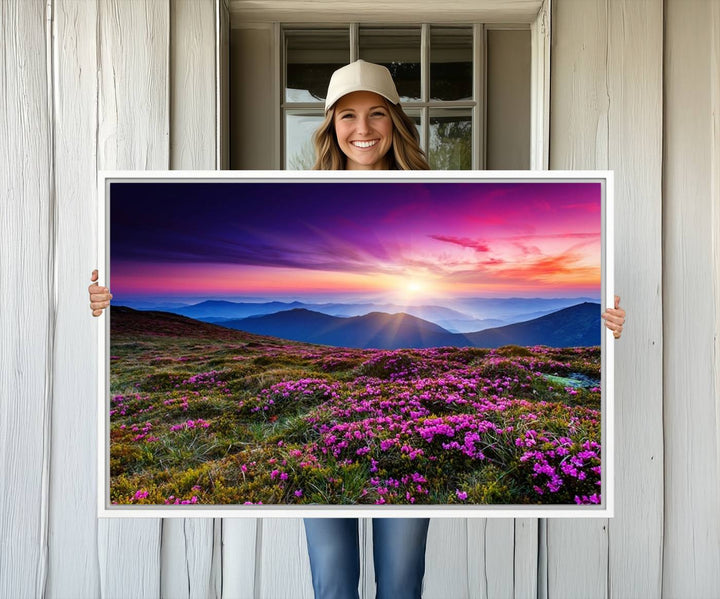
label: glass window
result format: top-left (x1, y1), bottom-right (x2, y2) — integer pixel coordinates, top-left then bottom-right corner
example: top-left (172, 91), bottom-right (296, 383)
top-left (359, 27), bottom-right (421, 102)
top-left (281, 24), bottom-right (528, 171)
top-left (285, 30), bottom-right (349, 103)
top-left (403, 109), bottom-right (423, 147)
top-left (430, 27), bottom-right (473, 101)
top-left (429, 109), bottom-right (472, 170)
top-left (285, 112), bottom-right (324, 170)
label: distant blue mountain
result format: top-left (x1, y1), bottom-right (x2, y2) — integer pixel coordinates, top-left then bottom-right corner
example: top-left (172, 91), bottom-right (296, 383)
top-left (164, 298), bottom-right (581, 333)
top-left (463, 302), bottom-right (601, 348)
top-left (168, 300), bottom-right (492, 332)
top-left (171, 300), bottom-right (304, 319)
top-left (450, 297), bottom-right (599, 323)
top-left (219, 302), bottom-right (601, 349)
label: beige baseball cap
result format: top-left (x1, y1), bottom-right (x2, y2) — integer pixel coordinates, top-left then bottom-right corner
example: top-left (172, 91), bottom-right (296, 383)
top-left (324, 60), bottom-right (400, 112)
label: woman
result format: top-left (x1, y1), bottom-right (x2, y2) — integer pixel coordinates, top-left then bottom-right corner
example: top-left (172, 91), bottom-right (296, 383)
top-left (89, 60), bottom-right (626, 599)
top-left (301, 60), bottom-right (433, 599)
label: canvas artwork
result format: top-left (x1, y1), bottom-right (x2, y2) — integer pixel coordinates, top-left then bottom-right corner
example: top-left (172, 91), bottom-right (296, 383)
top-left (100, 172), bottom-right (612, 517)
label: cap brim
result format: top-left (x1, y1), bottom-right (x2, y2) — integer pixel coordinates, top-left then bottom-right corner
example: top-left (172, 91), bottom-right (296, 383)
top-left (325, 87), bottom-right (399, 112)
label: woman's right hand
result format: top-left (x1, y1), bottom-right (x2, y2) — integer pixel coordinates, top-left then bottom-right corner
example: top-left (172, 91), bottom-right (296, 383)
top-left (89, 269), bottom-right (112, 316)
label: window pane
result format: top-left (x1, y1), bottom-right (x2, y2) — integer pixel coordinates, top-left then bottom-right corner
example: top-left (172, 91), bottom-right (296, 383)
top-left (429, 109), bottom-right (472, 170)
top-left (359, 28), bottom-right (421, 102)
top-left (285, 112), bottom-right (324, 170)
top-left (286, 30), bottom-right (349, 103)
top-left (402, 109), bottom-right (423, 148)
top-left (430, 27), bottom-right (473, 101)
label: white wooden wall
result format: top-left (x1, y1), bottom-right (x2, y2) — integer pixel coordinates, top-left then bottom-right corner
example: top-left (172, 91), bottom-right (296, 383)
top-left (1, 0), bottom-right (718, 597)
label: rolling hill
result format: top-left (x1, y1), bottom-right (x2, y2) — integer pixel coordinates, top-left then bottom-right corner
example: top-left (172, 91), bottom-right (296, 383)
top-left (217, 302), bottom-right (602, 349)
top-left (167, 299), bottom-right (502, 332)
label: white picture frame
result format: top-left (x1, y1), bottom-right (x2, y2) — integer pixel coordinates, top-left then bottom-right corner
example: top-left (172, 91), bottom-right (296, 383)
top-left (98, 169), bottom-right (614, 518)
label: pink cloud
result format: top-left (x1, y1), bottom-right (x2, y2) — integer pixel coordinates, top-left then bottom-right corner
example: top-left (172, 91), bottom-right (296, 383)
top-left (481, 247), bottom-right (600, 285)
top-left (506, 232), bottom-right (600, 242)
top-left (429, 235), bottom-right (491, 253)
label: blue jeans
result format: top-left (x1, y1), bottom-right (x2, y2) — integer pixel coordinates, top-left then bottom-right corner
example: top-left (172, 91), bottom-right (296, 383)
top-left (303, 518), bottom-right (430, 599)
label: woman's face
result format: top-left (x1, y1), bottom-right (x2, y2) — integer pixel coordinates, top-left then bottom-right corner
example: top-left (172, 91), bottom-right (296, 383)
top-left (333, 91), bottom-right (394, 170)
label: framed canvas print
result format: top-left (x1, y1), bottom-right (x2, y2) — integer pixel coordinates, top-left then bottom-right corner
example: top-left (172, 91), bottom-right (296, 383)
top-left (97, 170), bottom-right (614, 518)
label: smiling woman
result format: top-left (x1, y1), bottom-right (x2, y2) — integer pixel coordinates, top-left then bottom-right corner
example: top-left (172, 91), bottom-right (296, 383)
top-left (312, 60), bottom-right (430, 171)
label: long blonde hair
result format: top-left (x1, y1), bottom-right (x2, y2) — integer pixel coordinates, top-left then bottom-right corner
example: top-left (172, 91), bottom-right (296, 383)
top-left (312, 100), bottom-right (430, 171)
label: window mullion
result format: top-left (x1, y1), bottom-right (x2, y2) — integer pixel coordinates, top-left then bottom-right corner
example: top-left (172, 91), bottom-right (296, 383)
top-left (421, 23), bottom-right (430, 154)
top-left (280, 25), bottom-right (287, 169)
top-left (473, 23), bottom-right (485, 171)
top-left (350, 23), bottom-right (359, 61)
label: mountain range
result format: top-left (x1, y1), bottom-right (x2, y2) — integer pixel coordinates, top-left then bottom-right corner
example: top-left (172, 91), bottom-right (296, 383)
top-left (214, 302), bottom-right (602, 349)
top-left (163, 297), bottom-right (598, 333)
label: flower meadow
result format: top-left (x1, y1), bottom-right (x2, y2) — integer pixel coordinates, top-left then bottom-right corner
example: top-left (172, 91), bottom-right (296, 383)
top-left (109, 308), bottom-right (602, 507)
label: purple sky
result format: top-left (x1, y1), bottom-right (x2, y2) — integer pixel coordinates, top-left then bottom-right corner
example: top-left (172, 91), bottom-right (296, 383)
top-left (110, 180), bottom-right (602, 302)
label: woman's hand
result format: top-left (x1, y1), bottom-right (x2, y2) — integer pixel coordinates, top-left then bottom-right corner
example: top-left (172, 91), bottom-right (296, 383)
top-left (601, 295), bottom-right (625, 339)
top-left (89, 269), bottom-right (112, 317)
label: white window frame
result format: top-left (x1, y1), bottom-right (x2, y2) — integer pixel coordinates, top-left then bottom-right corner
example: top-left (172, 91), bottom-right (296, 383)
top-left (230, 0), bottom-right (551, 171)
top-left (282, 23), bottom-right (522, 171)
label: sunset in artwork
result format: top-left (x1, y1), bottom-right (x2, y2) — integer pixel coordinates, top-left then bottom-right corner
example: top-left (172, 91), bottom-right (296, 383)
top-left (110, 181), bottom-right (600, 303)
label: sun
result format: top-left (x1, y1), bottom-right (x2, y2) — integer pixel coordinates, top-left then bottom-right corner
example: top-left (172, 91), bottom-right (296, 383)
top-left (407, 280), bottom-right (424, 294)
top-left (383, 273), bottom-right (439, 305)
top-left (394, 277), bottom-right (434, 303)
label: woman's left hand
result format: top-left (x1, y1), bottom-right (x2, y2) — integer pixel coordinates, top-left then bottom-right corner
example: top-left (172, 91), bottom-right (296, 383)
top-left (601, 295), bottom-right (625, 339)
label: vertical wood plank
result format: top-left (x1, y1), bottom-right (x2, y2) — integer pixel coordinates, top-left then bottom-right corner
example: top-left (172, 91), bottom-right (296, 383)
top-left (467, 520), bottom-right (488, 598)
top-left (97, 1), bottom-right (169, 595)
top-left (222, 520), bottom-right (257, 599)
top-left (258, 519), bottom-right (314, 598)
top-left (209, 520), bottom-right (223, 599)
top-left (96, 0), bottom-right (169, 171)
top-left (712, 4), bottom-right (720, 541)
top-left (663, 1), bottom-right (720, 595)
top-left (537, 520), bottom-right (547, 599)
top-left (98, 521), bottom-right (163, 599)
top-left (512, 519), bottom-right (538, 599)
top-left (550, 0), bottom-right (609, 170)
top-left (47, 0), bottom-right (102, 596)
top-left (419, 520), bottom-right (470, 599)
top-left (161, 520), bottom-right (217, 599)
top-left (0, 1), bottom-right (52, 597)
top-left (606, 1), bottom-right (664, 597)
top-left (486, 520), bottom-right (516, 598)
top-left (466, 520), bottom-right (516, 599)
top-left (546, 522), bottom-right (607, 599)
top-left (162, 1), bottom-right (219, 598)
top-left (547, 1), bottom-right (610, 595)
top-left (169, 0), bottom-right (216, 171)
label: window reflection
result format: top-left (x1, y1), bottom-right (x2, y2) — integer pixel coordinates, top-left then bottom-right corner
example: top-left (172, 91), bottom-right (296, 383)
top-left (285, 113), bottom-right (324, 169)
top-left (359, 28), bottom-right (421, 102)
top-left (430, 27), bottom-right (473, 101)
top-left (286, 30), bottom-right (350, 103)
top-left (429, 110), bottom-right (472, 170)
